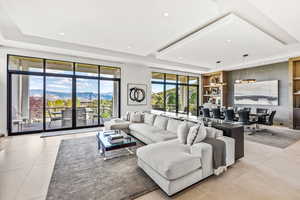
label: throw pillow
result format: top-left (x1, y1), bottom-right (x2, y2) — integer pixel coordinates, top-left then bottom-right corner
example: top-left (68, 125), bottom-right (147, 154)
top-left (177, 122), bottom-right (189, 144)
top-left (153, 116), bottom-right (168, 130)
top-left (193, 124), bottom-right (207, 144)
top-left (144, 113), bottom-right (156, 125)
top-left (166, 119), bottom-right (180, 133)
top-left (130, 112), bottom-right (143, 123)
top-left (121, 112), bottom-right (130, 121)
top-left (187, 125), bottom-right (200, 145)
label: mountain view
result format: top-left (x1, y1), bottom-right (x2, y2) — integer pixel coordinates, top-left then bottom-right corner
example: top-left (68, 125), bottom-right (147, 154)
top-left (30, 89), bottom-right (113, 100)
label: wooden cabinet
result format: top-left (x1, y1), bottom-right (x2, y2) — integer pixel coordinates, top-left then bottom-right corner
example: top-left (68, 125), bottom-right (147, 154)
top-left (289, 57), bottom-right (300, 129)
top-left (201, 71), bottom-right (228, 107)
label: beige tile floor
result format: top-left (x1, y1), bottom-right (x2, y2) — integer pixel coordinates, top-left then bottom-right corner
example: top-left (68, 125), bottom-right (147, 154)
top-left (0, 131), bottom-right (300, 200)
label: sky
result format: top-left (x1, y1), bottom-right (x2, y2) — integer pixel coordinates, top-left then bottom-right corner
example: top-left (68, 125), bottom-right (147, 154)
top-left (29, 76), bottom-right (115, 93)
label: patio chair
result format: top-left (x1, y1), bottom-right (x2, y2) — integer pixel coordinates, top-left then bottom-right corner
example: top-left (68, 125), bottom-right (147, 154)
top-left (47, 109), bottom-right (62, 128)
top-left (76, 108), bottom-right (87, 126)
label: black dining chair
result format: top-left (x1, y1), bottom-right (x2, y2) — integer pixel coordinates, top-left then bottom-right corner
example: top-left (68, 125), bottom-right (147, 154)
top-left (224, 109), bottom-right (235, 121)
top-left (262, 110), bottom-right (276, 126)
top-left (256, 108), bottom-right (268, 123)
top-left (211, 108), bottom-right (223, 119)
top-left (199, 106), bottom-right (204, 116)
top-left (237, 110), bottom-right (258, 134)
top-left (243, 107), bottom-right (252, 112)
top-left (202, 108), bottom-right (210, 118)
top-left (256, 108), bottom-right (268, 114)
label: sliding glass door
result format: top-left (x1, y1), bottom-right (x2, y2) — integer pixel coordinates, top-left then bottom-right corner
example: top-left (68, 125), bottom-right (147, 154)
top-left (10, 74), bottom-right (44, 133)
top-left (8, 55), bottom-right (121, 135)
top-left (76, 78), bottom-right (99, 127)
top-left (46, 76), bottom-right (73, 130)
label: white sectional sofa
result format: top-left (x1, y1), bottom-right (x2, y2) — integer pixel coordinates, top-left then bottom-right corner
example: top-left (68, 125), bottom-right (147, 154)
top-left (104, 113), bottom-right (235, 196)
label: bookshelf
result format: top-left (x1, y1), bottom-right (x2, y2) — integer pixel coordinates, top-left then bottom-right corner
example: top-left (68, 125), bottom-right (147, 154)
top-left (289, 56), bottom-right (300, 129)
top-left (201, 71), bottom-right (227, 107)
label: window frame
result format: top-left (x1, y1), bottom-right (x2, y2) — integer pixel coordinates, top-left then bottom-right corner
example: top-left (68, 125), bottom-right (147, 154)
top-left (151, 72), bottom-right (199, 116)
top-left (7, 54), bottom-right (121, 135)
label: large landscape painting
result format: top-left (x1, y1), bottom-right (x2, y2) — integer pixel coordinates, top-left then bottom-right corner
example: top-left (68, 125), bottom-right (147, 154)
top-left (234, 80), bottom-right (279, 105)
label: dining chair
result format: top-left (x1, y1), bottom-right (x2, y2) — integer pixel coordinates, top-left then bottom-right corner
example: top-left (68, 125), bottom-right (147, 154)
top-left (262, 110), bottom-right (276, 126)
top-left (237, 110), bottom-right (258, 134)
top-left (211, 108), bottom-right (222, 119)
top-left (224, 109), bottom-right (235, 121)
top-left (202, 108), bottom-right (210, 118)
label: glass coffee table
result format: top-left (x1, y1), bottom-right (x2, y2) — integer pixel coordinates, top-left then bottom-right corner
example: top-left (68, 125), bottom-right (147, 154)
top-left (96, 130), bottom-right (137, 160)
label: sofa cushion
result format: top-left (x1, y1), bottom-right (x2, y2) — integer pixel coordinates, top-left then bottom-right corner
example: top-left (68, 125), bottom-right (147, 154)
top-left (177, 122), bottom-right (189, 144)
top-left (137, 139), bottom-right (202, 180)
top-left (153, 116), bottom-right (168, 130)
top-left (129, 123), bottom-right (160, 136)
top-left (166, 119), bottom-right (181, 133)
top-left (130, 112), bottom-right (143, 123)
top-left (146, 130), bottom-right (177, 143)
top-left (144, 113), bottom-right (156, 125)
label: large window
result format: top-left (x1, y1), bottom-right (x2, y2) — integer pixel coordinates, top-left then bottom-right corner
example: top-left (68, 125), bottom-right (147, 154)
top-left (151, 72), bottom-right (199, 116)
top-left (8, 55), bottom-right (121, 135)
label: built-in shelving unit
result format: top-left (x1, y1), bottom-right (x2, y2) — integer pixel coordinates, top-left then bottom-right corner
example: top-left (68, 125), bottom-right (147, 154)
top-left (289, 56), bottom-right (300, 129)
top-left (201, 71), bottom-right (227, 107)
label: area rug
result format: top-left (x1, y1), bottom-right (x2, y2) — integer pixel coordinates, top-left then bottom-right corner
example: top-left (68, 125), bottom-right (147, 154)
top-left (245, 128), bottom-right (300, 149)
top-left (46, 136), bottom-right (158, 200)
top-left (41, 127), bottom-right (102, 138)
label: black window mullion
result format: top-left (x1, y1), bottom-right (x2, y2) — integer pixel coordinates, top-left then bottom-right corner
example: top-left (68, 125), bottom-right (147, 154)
top-left (176, 75), bottom-right (179, 113)
top-left (197, 78), bottom-right (200, 116)
top-left (43, 59), bottom-right (46, 131)
top-left (72, 63), bottom-right (76, 128)
top-left (7, 72), bottom-right (12, 134)
top-left (98, 66), bottom-right (101, 125)
top-left (187, 77), bottom-right (190, 115)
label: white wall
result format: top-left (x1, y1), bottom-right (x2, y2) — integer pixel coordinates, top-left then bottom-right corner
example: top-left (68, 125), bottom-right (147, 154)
top-left (0, 48), bottom-right (152, 135)
top-left (121, 63), bottom-right (152, 116)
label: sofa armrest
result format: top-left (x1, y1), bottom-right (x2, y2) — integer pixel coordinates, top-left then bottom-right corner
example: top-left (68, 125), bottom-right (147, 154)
top-left (190, 142), bottom-right (211, 158)
top-left (190, 142), bottom-right (213, 178)
top-left (216, 136), bottom-right (235, 166)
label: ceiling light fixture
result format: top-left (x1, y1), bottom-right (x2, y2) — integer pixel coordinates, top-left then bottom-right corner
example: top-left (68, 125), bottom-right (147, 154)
top-left (58, 32), bottom-right (65, 36)
top-left (227, 39), bottom-right (231, 43)
top-left (163, 12), bottom-right (169, 17)
top-left (235, 54), bottom-right (256, 84)
top-left (178, 57), bottom-right (183, 60)
top-left (127, 46), bottom-right (132, 49)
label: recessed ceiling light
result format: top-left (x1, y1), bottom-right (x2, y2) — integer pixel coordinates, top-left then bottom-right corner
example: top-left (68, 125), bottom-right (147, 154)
top-left (58, 32), bottom-right (65, 36)
top-left (178, 57), bottom-right (183, 60)
top-left (227, 39), bottom-right (231, 43)
top-left (127, 46), bottom-right (132, 49)
top-left (163, 12), bottom-right (169, 17)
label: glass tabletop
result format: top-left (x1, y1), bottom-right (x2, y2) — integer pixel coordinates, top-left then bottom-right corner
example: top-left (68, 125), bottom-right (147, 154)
top-left (97, 130), bottom-right (136, 149)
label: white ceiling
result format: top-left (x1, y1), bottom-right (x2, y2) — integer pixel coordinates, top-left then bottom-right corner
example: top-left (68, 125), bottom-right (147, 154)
top-left (0, 0), bottom-right (300, 73)
top-left (157, 14), bottom-right (285, 68)
top-left (249, 0), bottom-right (300, 42)
top-left (2, 0), bottom-right (218, 56)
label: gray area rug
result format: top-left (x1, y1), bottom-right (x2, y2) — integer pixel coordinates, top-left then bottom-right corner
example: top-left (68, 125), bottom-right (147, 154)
top-left (46, 136), bottom-right (158, 200)
top-left (41, 128), bottom-right (101, 138)
top-left (245, 128), bottom-right (300, 148)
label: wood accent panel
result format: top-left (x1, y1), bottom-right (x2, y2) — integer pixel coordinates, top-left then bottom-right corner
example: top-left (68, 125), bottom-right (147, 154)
top-left (288, 56), bottom-right (300, 129)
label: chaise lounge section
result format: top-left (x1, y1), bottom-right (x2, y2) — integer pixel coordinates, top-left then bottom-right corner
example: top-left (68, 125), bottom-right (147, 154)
top-left (104, 112), bottom-right (235, 196)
